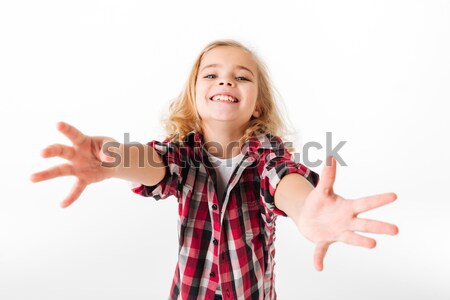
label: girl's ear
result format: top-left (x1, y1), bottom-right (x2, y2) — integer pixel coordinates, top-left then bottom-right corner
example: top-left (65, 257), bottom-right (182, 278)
top-left (253, 103), bottom-right (261, 118)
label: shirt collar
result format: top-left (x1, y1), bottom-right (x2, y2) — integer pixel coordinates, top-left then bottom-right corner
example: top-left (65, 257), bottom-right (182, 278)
top-left (186, 130), bottom-right (280, 160)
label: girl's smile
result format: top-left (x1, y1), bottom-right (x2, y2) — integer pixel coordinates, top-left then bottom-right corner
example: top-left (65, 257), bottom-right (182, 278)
top-left (208, 92), bottom-right (241, 108)
top-left (210, 93), bottom-right (240, 103)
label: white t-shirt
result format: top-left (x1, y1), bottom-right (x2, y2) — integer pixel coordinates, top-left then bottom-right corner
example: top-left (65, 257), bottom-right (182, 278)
top-left (206, 150), bottom-right (245, 295)
top-left (206, 151), bottom-right (245, 203)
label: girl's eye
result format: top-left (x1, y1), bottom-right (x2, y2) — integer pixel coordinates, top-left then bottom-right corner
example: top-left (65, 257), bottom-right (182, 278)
top-left (203, 74), bottom-right (249, 81)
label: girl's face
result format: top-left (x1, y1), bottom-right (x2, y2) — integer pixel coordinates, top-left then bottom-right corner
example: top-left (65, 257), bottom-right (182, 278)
top-left (195, 46), bottom-right (259, 132)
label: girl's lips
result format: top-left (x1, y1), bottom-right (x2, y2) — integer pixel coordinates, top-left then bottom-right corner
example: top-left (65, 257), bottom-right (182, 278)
top-left (209, 93), bottom-right (240, 102)
top-left (209, 98), bottom-right (239, 104)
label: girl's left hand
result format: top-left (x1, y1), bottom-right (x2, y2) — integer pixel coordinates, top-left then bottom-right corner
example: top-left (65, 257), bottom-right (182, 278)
top-left (296, 157), bottom-right (399, 271)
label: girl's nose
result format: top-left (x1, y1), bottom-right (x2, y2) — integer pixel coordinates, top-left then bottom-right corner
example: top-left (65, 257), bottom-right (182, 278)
top-left (219, 81), bottom-right (233, 87)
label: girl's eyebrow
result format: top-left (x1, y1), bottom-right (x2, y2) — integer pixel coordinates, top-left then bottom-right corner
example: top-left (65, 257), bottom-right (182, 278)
top-left (200, 64), bottom-right (254, 76)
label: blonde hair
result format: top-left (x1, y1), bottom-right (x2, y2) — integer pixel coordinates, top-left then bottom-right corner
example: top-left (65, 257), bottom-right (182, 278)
top-left (162, 39), bottom-right (291, 145)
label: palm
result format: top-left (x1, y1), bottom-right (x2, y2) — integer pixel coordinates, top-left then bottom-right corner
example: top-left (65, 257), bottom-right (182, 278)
top-left (297, 157), bottom-right (398, 271)
top-left (30, 121), bottom-right (117, 208)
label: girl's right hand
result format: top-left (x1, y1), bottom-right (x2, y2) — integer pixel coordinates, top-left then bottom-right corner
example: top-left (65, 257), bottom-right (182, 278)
top-left (30, 121), bottom-right (119, 208)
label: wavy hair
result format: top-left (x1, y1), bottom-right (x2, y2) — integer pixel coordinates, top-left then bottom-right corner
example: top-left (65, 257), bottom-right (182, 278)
top-left (162, 39), bottom-right (292, 145)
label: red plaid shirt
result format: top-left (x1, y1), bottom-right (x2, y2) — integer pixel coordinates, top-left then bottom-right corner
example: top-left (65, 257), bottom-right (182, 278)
top-left (131, 131), bottom-right (319, 300)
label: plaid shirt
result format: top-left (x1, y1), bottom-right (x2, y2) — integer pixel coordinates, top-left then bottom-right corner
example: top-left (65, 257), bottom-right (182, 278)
top-left (131, 131), bottom-right (319, 300)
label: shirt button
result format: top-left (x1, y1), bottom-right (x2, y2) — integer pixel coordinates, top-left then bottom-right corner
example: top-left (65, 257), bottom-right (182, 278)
top-left (212, 204), bottom-right (218, 210)
top-left (213, 239), bottom-right (218, 245)
top-left (210, 271), bottom-right (215, 277)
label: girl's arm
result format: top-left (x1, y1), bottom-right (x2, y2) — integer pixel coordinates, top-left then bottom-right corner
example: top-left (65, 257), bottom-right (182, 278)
top-left (30, 121), bottom-right (166, 208)
top-left (274, 156), bottom-right (398, 271)
top-left (111, 143), bottom-right (166, 186)
top-left (274, 172), bottom-right (314, 223)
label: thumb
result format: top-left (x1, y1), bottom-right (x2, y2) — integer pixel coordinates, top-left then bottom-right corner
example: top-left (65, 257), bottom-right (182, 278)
top-left (99, 138), bottom-right (120, 164)
top-left (317, 156), bottom-right (337, 196)
top-left (314, 241), bottom-right (332, 272)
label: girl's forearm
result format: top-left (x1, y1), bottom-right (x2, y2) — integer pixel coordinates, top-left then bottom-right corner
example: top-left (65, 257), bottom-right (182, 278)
top-left (274, 173), bottom-right (314, 224)
top-left (109, 143), bottom-right (166, 186)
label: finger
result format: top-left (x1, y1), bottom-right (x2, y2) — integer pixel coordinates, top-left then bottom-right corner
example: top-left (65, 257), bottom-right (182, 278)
top-left (316, 156), bottom-right (336, 195)
top-left (57, 121), bottom-right (87, 146)
top-left (30, 164), bottom-right (74, 183)
top-left (60, 179), bottom-right (86, 208)
top-left (350, 218), bottom-right (399, 235)
top-left (313, 241), bottom-right (332, 272)
top-left (41, 144), bottom-right (75, 160)
top-left (337, 231), bottom-right (376, 248)
top-left (352, 192), bottom-right (397, 214)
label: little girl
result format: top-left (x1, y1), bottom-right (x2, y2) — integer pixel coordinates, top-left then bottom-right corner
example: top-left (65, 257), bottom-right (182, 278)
top-left (30, 39), bottom-right (398, 300)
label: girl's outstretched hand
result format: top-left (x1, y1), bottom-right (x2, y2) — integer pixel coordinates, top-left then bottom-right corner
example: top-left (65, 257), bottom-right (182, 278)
top-left (30, 121), bottom-right (118, 208)
top-left (297, 157), bottom-right (399, 271)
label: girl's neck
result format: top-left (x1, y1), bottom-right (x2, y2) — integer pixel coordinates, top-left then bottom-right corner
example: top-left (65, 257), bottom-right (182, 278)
top-left (201, 122), bottom-right (246, 159)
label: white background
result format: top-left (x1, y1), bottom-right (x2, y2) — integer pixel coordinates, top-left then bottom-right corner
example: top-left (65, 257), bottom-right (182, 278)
top-left (1, 1), bottom-right (449, 299)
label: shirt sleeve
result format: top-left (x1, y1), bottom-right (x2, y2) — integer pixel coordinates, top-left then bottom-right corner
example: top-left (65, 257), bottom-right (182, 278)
top-left (258, 135), bottom-right (320, 217)
top-left (130, 139), bottom-right (182, 200)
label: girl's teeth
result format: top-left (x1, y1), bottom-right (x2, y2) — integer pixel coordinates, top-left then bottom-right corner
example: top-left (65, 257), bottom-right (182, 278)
top-left (212, 95), bottom-right (238, 102)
